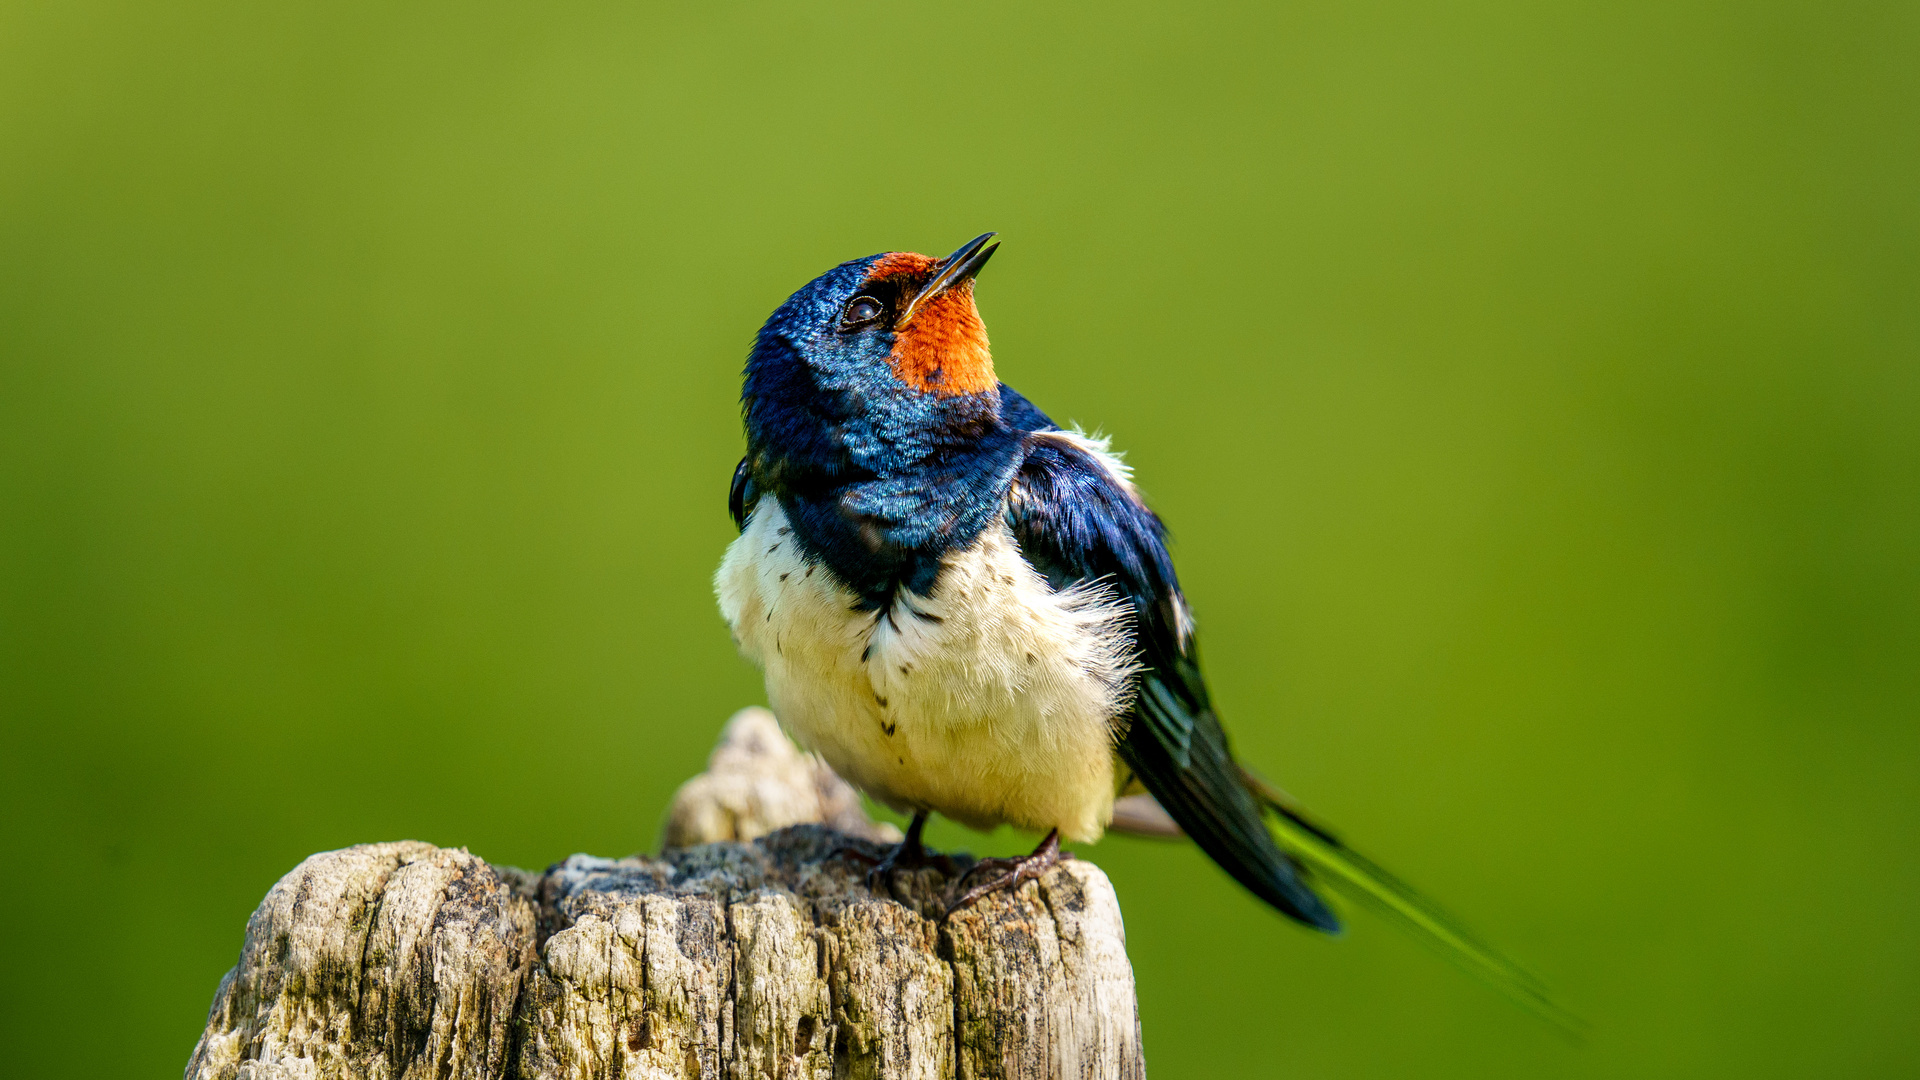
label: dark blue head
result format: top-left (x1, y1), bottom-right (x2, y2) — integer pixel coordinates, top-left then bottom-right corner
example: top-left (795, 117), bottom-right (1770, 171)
top-left (743, 233), bottom-right (1005, 483)
top-left (738, 234), bottom-right (1026, 602)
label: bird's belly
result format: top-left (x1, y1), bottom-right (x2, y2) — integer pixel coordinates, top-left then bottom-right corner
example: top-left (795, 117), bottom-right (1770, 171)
top-left (714, 501), bottom-right (1138, 842)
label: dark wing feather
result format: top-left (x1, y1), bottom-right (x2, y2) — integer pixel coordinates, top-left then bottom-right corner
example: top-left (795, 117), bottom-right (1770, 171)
top-left (1005, 430), bottom-right (1340, 931)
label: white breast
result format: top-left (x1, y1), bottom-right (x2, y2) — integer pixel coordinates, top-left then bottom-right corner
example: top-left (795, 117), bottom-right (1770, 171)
top-left (713, 500), bottom-right (1138, 842)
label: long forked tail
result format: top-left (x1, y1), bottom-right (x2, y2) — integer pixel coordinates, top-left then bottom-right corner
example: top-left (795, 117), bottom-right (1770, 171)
top-left (1240, 768), bottom-right (1587, 1037)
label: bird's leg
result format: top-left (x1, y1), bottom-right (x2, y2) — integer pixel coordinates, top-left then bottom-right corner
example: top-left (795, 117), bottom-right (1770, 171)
top-left (839, 811), bottom-right (958, 894)
top-left (864, 810), bottom-right (929, 891)
top-left (831, 811), bottom-right (918, 869)
top-left (945, 829), bottom-right (1074, 915)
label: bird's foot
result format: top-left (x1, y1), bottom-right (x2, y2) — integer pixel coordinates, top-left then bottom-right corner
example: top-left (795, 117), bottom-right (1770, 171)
top-left (945, 829), bottom-right (1072, 916)
top-left (835, 811), bottom-right (957, 898)
top-left (860, 841), bottom-right (960, 895)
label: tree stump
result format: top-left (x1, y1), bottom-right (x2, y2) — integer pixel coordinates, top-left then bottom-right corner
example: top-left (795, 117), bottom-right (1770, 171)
top-left (185, 711), bottom-right (1147, 1080)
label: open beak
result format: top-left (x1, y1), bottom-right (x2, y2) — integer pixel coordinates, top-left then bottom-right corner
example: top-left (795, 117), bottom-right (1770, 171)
top-left (897, 232), bottom-right (998, 328)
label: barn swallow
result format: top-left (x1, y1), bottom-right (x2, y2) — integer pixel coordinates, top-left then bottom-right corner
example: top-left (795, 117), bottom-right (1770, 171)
top-left (717, 234), bottom-right (1569, 1022)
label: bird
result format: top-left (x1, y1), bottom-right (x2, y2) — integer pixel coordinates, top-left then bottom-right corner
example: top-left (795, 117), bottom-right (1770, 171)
top-left (716, 233), bottom-right (1570, 1022)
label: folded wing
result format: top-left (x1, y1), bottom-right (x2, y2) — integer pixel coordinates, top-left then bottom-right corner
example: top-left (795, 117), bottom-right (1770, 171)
top-left (1003, 418), bottom-right (1340, 930)
top-left (999, 388), bottom-right (1577, 1030)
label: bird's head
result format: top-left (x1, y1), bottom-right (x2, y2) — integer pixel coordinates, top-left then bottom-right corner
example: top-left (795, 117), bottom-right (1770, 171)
top-left (743, 234), bottom-right (1003, 464)
top-left (739, 233), bottom-right (1020, 590)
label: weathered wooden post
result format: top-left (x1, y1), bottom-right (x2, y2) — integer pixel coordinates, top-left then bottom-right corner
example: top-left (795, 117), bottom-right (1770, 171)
top-left (185, 709), bottom-right (1147, 1079)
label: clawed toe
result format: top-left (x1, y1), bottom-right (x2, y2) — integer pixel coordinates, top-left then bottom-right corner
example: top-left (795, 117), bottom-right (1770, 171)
top-left (831, 845), bottom-right (883, 867)
top-left (944, 829), bottom-right (1068, 916)
top-left (865, 859), bottom-right (899, 893)
top-left (866, 846), bottom-right (960, 892)
top-left (843, 816), bottom-right (1070, 914)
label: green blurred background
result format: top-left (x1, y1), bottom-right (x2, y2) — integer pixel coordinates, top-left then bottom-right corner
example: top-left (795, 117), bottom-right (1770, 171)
top-left (3, 1), bottom-right (1916, 1075)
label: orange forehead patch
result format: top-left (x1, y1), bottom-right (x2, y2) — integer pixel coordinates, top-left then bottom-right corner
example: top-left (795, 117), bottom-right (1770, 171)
top-left (866, 251), bottom-right (938, 280)
top-left (865, 252), bottom-right (996, 398)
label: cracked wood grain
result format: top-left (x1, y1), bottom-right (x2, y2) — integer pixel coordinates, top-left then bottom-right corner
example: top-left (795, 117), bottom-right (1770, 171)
top-left (187, 717), bottom-right (1144, 1080)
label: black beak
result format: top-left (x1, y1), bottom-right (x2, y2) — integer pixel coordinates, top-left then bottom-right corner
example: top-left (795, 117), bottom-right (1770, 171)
top-left (898, 232), bottom-right (998, 327)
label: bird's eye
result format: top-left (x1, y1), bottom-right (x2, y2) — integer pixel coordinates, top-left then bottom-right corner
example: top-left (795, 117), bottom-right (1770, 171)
top-left (841, 296), bottom-right (884, 328)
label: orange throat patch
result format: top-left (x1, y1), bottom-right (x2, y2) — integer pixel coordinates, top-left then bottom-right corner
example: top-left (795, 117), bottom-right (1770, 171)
top-left (891, 281), bottom-right (995, 397)
top-left (865, 252), bottom-right (996, 397)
